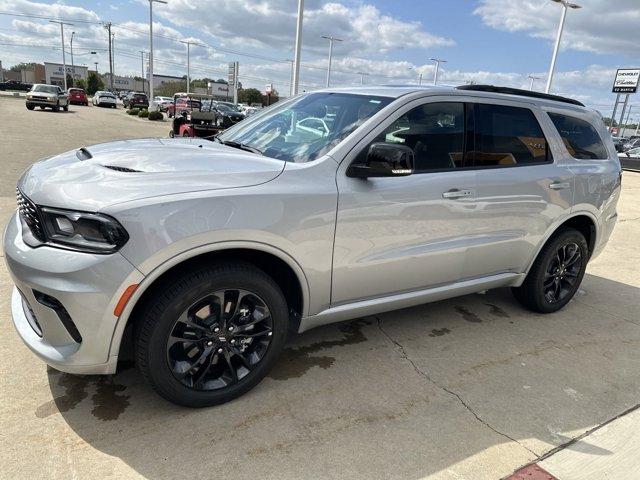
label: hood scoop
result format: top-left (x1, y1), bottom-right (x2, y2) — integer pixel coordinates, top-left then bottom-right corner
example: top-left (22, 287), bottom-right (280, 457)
top-left (102, 165), bottom-right (143, 173)
top-left (76, 147), bottom-right (92, 161)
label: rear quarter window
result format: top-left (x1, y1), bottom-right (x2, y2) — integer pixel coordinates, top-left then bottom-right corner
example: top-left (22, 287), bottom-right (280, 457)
top-left (548, 112), bottom-right (608, 160)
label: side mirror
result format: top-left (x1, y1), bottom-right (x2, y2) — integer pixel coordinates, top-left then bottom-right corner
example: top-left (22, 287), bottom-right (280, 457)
top-left (347, 142), bottom-right (414, 178)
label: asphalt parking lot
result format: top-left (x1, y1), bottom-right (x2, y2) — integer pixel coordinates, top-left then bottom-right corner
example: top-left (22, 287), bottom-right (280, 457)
top-left (1, 95), bottom-right (639, 479)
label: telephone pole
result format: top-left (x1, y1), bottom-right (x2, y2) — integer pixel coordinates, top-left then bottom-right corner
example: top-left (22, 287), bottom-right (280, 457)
top-left (70, 31), bottom-right (75, 87)
top-left (140, 51), bottom-right (146, 93)
top-left (180, 40), bottom-right (205, 94)
top-left (49, 20), bottom-right (73, 90)
top-left (148, 0), bottom-right (168, 102)
top-left (104, 22), bottom-right (113, 91)
top-left (321, 35), bottom-right (342, 88)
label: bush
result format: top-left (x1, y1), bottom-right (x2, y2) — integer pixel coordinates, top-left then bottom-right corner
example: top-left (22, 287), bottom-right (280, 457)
top-left (148, 111), bottom-right (163, 121)
top-left (138, 109), bottom-right (149, 118)
top-left (127, 108), bottom-right (140, 115)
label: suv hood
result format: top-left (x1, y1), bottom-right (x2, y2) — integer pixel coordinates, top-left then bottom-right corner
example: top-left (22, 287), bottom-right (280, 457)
top-left (18, 138), bottom-right (286, 211)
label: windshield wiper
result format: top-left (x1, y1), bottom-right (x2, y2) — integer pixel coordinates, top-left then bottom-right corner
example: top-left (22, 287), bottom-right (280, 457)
top-left (218, 140), bottom-right (263, 155)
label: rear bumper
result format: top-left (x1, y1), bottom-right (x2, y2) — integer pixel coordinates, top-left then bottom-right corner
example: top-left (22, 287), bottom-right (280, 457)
top-left (4, 212), bottom-right (144, 374)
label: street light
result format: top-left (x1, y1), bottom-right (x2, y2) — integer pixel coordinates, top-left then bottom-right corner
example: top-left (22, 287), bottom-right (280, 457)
top-left (70, 31), bottom-right (75, 87)
top-left (357, 72), bottom-right (369, 85)
top-left (292, 0), bottom-right (304, 95)
top-left (545, 0), bottom-right (581, 94)
top-left (430, 58), bottom-right (446, 86)
top-left (528, 75), bottom-right (541, 91)
top-left (49, 20), bottom-right (74, 90)
top-left (147, 0), bottom-right (167, 102)
top-left (180, 40), bottom-right (205, 94)
top-left (321, 35), bottom-right (342, 88)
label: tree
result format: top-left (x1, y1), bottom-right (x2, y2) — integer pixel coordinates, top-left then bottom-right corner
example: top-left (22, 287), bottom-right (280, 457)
top-left (156, 80), bottom-right (187, 97)
top-left (216, 78), bottom-right (228, 84)
top-left (75, 78), bottom-right (86, 90)
top-left (66, 73), bottom-right (74, 88)
top-left (238, 88), bottom-right (263, 105)
top-left (603, 117), bottom-right (618, 127)
top-left (9, 62), bottom-right (36, 72)
top-left (86, 72), bottom-right (104, 95)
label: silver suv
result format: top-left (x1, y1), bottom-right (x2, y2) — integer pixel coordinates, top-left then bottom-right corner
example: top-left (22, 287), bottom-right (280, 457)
top-left (4, 85), bottom-right (621, 407)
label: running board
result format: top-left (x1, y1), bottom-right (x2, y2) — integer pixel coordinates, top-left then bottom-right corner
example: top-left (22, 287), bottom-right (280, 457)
top-left (298, 272), bottom-right (524, 333)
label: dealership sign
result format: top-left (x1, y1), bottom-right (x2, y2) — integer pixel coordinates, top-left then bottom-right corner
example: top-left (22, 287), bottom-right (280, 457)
top-left (612, 68), bottom-right (640, 93)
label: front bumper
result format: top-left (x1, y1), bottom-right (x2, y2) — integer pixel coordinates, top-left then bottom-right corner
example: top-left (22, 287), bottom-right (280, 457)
top-left (26, 99), bottom-right (58, 107)
top-left (4, 212), bottom-right (144, 374)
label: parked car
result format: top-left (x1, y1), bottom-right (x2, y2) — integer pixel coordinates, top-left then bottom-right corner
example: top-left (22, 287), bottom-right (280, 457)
top-left (68, 88), bottom-right (88, 106)
top-left (624, 146), bottom-right (640, 158)
top-left (92, 91), bottom-right (117, 108)
top-left (118, 90), bottom-right (131, 100)
top-left (123, 92), bottom-right (148, 109)
top-left (150, 96), bottom-right (173, 112)
top-left (208, 101), bottom-right (245, 128)
top-left (611, 136), bottom-right (625, 152)
top-left (622, 137), bottom-right (640, 151)
top-left (5, 85), bottom-right (621, 407)
top-left (0, 79), bottom-right (32, 91)
top-left (25, 84), bottom-right (69, 111)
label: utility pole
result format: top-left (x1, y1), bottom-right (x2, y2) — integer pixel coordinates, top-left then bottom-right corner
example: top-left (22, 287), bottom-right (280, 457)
top-left (288, 60), bottom-right (294, 96)
top-left (418, 72), bottom-right (423, 85)
top-left (528, 75), bottom-right (540, 91)
top-left (139, 51), bottom-right (146, 94)
top-left (546, 0), bottom-right (581, 94)
top-left (94, 61), bottom-right (98, 73)
top-left (49, 20), bottom-right (73, 90)
top-left (292, 0), bottom-right (304, 95)
top-left (321, 35), bottom-right (342, 88)
top-left (357, 72), bottom-right (369, 85)
top-left (430, 58), bottom-right (446, 85)
top-left (180, 40), bottom-right (205, 94)
top-left (148, 0), bottom-right (167, 102)
top-left (622, 105), bottom-right (633, 138)
top-left (104, 22), bottom-right (114, 91)
top-left (70, 31), bottom-right (75, 87)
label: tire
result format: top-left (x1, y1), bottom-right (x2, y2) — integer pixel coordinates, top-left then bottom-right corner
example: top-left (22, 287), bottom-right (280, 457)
top-left (53, 104), bottom-right (60, 112)
top-left (63, 105), bottom-right (68, 112)
top-left (26, 104), bottom-right (34, 110)
top-left (39, 106), bottom-right (45, 110)
top-left (135, 262), bottom-right (289, 407)
top-left (512, 228), bottom-right (588, 313)
top-left (183, 131), bottom-right (191, 137)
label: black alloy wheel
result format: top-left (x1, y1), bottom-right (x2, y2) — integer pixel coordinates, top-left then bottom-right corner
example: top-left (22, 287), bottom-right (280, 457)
top-left (166, 289), bottom-right (274, 391)
top-left (512, 228), bottom-right (588, 313)
top-left (135, 262), bottom-right (289, 407)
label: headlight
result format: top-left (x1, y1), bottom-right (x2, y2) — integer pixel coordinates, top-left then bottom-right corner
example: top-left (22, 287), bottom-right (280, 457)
top-left (40, 207), bottom-right (129, 254)
top-left (26, 94), bottom-right (33, 100)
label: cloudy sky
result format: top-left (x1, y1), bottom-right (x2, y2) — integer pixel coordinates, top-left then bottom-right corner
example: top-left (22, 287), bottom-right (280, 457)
top-left (0, 0), bottom-right (638, 118)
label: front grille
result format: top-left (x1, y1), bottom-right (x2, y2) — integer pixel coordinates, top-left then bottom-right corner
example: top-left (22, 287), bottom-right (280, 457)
top-left (16, 189), bottom-right (45, 242)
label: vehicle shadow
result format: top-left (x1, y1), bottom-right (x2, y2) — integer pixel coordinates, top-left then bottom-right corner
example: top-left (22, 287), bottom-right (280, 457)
top-left (38, 273), bottom-right (640, 479)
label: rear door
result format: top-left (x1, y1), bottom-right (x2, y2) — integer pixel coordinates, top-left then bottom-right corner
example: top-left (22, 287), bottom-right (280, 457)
top-left (463, 99), bottom-right (575, 278)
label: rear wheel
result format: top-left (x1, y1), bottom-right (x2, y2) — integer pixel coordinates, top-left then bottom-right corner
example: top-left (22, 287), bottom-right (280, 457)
top-left (512, 228), bottom-right (588, 313)
top-left (135, 263), bottom-right (288, 407)
top-left (63, 105), bottom-right (68, 112)
top-left (26, 104), bottom-right (35, 110)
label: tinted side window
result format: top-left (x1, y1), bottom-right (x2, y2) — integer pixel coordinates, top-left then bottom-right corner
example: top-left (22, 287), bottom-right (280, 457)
top-left (548, 113), bottom-right (608, 160)
top-left (473, 104), bottom-right (550, 167)
top-left (357, 102), bottom-right (465, 172)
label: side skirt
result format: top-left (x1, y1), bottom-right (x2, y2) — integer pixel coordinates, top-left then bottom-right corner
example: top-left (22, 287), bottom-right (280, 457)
top-left (298, 272), bottom-right (524, 333)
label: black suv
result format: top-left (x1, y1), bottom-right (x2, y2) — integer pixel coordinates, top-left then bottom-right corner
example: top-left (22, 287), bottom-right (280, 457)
top-left (124, 92), bottom-right (149, 109)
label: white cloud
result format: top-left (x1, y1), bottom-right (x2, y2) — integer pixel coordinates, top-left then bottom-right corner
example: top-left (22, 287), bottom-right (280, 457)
top-left (474, 0), bottom-right (640, 56)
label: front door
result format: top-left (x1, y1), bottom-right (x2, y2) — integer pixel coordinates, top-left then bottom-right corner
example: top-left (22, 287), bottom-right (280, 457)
top-left (331, 99), bottom-right (476, 305)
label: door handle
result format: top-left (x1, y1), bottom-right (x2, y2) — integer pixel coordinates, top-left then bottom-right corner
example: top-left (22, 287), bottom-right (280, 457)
top-left (442, 189), bottom-right (472, 199)
top-left (549, 181), bottom-right (571, 190)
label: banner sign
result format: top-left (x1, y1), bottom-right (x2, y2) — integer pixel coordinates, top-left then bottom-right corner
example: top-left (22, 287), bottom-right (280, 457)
top-left (612, 69), bottom-right (640, 93)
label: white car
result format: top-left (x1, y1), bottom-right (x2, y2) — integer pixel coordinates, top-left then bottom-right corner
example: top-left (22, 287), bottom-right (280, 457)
top-left (624, 147), bottom-right (640, 158)
top-left (92, 91), bottom-right (117, 108)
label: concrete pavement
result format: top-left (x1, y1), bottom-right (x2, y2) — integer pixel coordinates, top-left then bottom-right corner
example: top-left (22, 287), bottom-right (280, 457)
top-left (1, 96), bottom-right (639, 479)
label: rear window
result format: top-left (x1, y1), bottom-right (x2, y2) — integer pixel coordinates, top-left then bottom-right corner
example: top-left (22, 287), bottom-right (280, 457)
top-left (548, 113), bottom-right (608, 160)
top-left (473, 104), bottom-right (550, 166)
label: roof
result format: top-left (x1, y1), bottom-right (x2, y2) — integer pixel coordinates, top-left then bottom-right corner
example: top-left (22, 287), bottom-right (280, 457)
top-left (316, 84), bottom-right (586, 109)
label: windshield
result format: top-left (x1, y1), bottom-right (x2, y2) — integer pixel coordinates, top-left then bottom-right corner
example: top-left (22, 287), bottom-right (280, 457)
top-left (217, 92), bottom-right (392, 162)
top-left (215, 103), bottom-right (233, 113)
top-left (32, 85), bottom-right (58, 94)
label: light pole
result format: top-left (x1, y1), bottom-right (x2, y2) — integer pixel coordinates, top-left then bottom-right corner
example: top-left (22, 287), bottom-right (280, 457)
top-left (288, 60), bottom-right (294, 96)
top-left (180, 40), bottom-right (205, 94)
top-left (94, 61), bottom-right (98, 73)
top-left (528, 75), bottom-right (541, 91)
top-left (357, 72), bottom-right (369, 85)
top-left (148, 0), bottom-right (167, 102)
top-left (69, 31), bottom-right (76, 87)
top-left (321, 35), bottom-right (342, 88)
top-left (546, 0), bottom-right (581, 94)
top-left (292, 0), bottom-right (304, 95)
top-left (49, 20), bottom-right (73, 90)
top-left (430, 58), bottom-right (446, 86)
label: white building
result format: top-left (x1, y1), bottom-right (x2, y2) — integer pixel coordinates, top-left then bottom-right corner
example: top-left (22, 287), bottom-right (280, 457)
top-left (152, 74), bottom-right (235, 99)
top-left (44, 62), bottom-right (88, 87)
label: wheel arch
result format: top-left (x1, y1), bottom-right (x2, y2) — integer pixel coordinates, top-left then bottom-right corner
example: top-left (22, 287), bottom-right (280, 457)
top-left (109, 242), bottom-right (310, 361)
top-left (521, 212), bottom-right (597, 281)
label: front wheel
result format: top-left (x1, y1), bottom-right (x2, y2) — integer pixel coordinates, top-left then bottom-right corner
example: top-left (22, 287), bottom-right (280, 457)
top-left (26, 104), bottom-right (34, 110)
top-left (512, 228), bottom-right (588, 313)
top-left (63, 105), bottom-right (68, 112)
top-left (135, 263), bottom-right (289, 407)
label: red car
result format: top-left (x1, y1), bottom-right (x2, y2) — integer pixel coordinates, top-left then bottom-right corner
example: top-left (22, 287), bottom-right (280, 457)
top-left (167, 98), bottom-right (202, 118)
top-left (68, 88), bottom-right (88, 106)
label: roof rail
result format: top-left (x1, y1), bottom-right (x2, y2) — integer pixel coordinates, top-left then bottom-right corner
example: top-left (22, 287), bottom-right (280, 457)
top-left (456, 84), bottom-right (585, 107)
